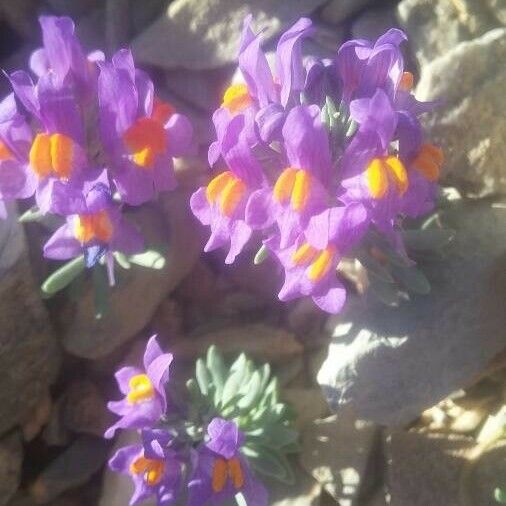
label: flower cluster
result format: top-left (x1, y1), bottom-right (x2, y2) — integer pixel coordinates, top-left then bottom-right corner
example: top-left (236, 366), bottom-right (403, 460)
top-left (191, 16), bottom-right (443, 314)
top-left (0, 16), bottom-right (192, 285)
top-left (106, 337), bottom-right (297, 506)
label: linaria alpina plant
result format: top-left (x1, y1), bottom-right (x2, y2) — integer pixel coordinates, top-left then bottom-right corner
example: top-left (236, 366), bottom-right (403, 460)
top-left (191, 16), bottom-right (451, 314)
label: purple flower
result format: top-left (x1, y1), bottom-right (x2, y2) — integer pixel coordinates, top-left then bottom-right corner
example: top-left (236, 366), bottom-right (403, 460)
top-left (98, 49), bottom-right (192, 206)
top-left (246, 104), bottom-right (332, 249)
top-left (188, 418), bottom-right (268, 506)
top-left (266, 203), bottom-right (369, 313)
top-left (104, 335), bottom-right (172, 439)
top-left (43, 170), bottom-right (143, 268)
top-left (109, 429), bottom-right (182, 506)
top-left (191, 114), bottom-right (265, 264)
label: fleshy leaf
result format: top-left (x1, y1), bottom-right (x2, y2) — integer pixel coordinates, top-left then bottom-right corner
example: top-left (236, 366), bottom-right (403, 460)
top-left (41, 255), bottom-right (85, 296)
top-left (128, 249), bottom-right (166, 269)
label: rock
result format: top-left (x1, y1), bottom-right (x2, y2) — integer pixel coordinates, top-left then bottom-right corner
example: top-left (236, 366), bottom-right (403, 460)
top-left (0, 207), bottom-right (60, 434)
top-left (151, 297), bottom-right (184, 338)
top-left (61, 193), bottom-right (203, 359)
top-left (416, 29), bottom-right (506, 196)
top-left (318, 199), bottom-right (506, 426)
top-left (283, 388), bottom-right (329, 430)
top-left (130, 0), bottom-right (166, 37)
top-left (61, 380), bottom-right (113, 437)
top-left (75, 7), bottom-right (106, 52)
top-left (0, 0), bottom-right (38, 40)
top-left (131, 0), bottom-right (327, 70)
top-left (30, 436), bottom-right (109, 504)
top-left (274, 355), bottom-right (306, 388)
top-left (47, 0), bottom-right (100, 19)
top-left (0, 432), bottom-right (23, 506)
top-left (300, 410), bottom-right (380, 503)
top-left (351, 6), bottom-right (398, 40)
top-left (321, 0), bottom-right (373, 25)
top-left (171, 323), bottom-right (303, 365)
top-left (269, 461), bottom-right (322, 506)
top-left (99, 431), bottom-right (156, 506)
top-left (486, 0), bottom-right (506, 24)
top-left (22, 392), bottom-right (51, 442)
top-left (397, 0), bottom-right (501, 65)
top-left (286, 298), bottom-right (328, 346)
top-left (386, 430), bottom-right (474, 506)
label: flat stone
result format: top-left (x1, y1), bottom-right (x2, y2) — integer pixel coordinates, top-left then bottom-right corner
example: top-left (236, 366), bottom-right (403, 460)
top-left (300, 410), bottom-right (380, 504)
top-left (397, 0), bottom-right (501, 65)
top-left (283, 388), bottom-right (330, 430)
top-left (170, 323), bottom-right (304, 365)
top-left (0, 208), bottom-right (60, 434)
top-left (131, 0), bottom-right (327, 69)
top-left (386, 431), bottom-right (474, 506)
top-left (0, 432), bottom-right (23, 506)
top-left (321, 0), bottom-right (374, 25)
top-left (416, 28), bottom-right (506, 195)
top-left (351, 6), bottom-right (398, 40)
top-left (318, 199), bottom-right (506, 426)
top-left (61, 192), bottom-right (203, 359)
top-left (30, 436), bottom-right (109, 504)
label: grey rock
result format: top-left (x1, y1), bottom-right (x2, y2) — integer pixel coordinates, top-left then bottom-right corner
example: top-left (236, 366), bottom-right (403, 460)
top-left (397, 0), bottom-right (501, 65)
top-left (30, 436), bottom-right (109, 504)
top-left (318, 199), bottom-right (506, 426)
top-left (61, 193), bottom-right (203, 359)
top-left (386, 431), bottom-right (474, 506)
top-left (321, 0), bottom-right (374, 25)
top-left (416, 28), bottom-right (506, 196)
top-left (485, 0), bottom-right (506, 25)
top-left (131, 0), bottom-right (327, 69)
top-left (351, 5), bottom-right (398, 41)
top-left (0, 432), bottom-right (23, 506)
top-left (282, 388), bottom-right (329, 430)
top-left (0, 209), bottom-right (60, 434)
top-left (300, 410), bottom-right (380, 503)
top-left (47, 0), bottom-right (100, 19)
top-left (269, 462), bottom-right (322, 506)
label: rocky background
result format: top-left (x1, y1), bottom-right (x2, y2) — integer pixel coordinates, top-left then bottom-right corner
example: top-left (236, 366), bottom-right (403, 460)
top-left (0, 0), bottom-right (504, 504)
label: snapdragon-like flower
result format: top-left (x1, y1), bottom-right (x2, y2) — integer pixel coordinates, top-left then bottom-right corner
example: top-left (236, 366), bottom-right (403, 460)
top-left (105, 335), bottom-right (173, 438)
top-left (188, 418), bottom-right (268, 506)
top-left (109, 428), bottom-right (182, 506)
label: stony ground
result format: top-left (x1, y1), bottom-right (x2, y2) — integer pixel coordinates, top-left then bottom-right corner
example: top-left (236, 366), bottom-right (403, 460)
top-left (0, 0), bottom-right (504, 505)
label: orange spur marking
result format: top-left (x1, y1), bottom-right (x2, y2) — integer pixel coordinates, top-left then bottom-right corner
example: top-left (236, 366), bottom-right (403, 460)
top-left (151, 97), bottom-right (175, 125)
top-left (399, 71), bottom-right (414, 92)
top-left (292, 242), bottom-right (318, 267)
top-left (308, 245), bottom-right (337, 283)
top-left (130, 456), bottom-right (165, 486)
top-left (291, 170), bottom-right (312, 212)
top-left (74, 210), bottom-right (113, 244)
top-left (412, 143), bottom-right (444, 182)
top-left (228, 457), bottom-right (244, 490)
top-left (367, 156), bottom-right (408, 199)
top-left (123, 117), bottom-right (166, 169)
top-left (126, 373), bottom-right (155, 404)
top-left (206, 171), bottom-right (246, 217)
top-left (222, 83), bottom-right (253, 114)
top-left (30, 133), bottom-right (75, 180)
top-left (273, 168), bottom-right (297, 204)
top-left (212, 458), bottom-right (228, 493)
top-left (0, 140), bottom-right (13, 161)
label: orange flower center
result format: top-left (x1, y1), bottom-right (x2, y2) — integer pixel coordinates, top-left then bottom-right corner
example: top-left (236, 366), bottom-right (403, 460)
top-left (130, 456), bottom-right (165, 486)
top-left (366, 156), bottom-right (408, 199)
top-left (212, 457), bottom-right (244, 493)
top-left (399, 71), bottom-right (414, 92)
top-left (0, 140), bottom-right (13, 161)
top-left (151, 97), bottom-right (175, 125)
top-left (29, 133), bottom-right (75, 180)
top-left (222, 84), bottom-right (253, 114)
top-left (412, 143), bottom-right (444, 182)
top-left (123, 117), bottom-right (166, 169)
top-left (206, 171), bottom-right (247, 217)
top-left (273, 167), bottom-right (312, 212)
top-left (292, 243), bottom-right (337, 283)
top-left (126, 373), bottom-right (155, 404)
top-left (74, 210), bottom-right (113, 244)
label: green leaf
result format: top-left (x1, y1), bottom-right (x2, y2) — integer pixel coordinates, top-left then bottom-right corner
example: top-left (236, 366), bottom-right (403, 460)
top-left (129, 249), bottom-right (166, 269)
top-left (41, 255), bottom-right (86, 296)
top-left (235, 493), bottom-right (248, 506)
top-left (357, 251), bottom-right (394, 283)
top-left (246, 424), bottom-right (298, 449)
top-left (242, 444), bottom-right (294, 484)
top-left (186, 378), bottom-right (203, 404)
top-left (253, 244), bottom-right (269, 265)
top-left (222, 356), bottom-right (251, 407)
top-left (495, 488), bottom-right (506, 504)
top-left (19, 206), bottom-right (44, 223)
top-left (196, 359), bottom-right (211, 397)
top-left (368, 275), bottom-right (401, 306)
top-left (403, 228), bottom-right (455, 251)
top-left (345, 119), bottom-right (358, 138)
top-left (237, 370), bottom-right (262, 411)
top-left (206, 346), bottom-right (226, 404)
top-left (113, 251), bottom-right (131, 269)
top-left (92, 264), bottom-right (109, 319)
top-left (392, 265), bottom-right (431, 295)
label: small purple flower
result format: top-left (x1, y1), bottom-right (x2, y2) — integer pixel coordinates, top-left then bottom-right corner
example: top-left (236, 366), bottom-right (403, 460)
top-left (109, 428), bottom-right (182, 506)
top-left (246, 104), bottom-right (332, 249)
top-left (191, 114), bottom-right (265, 264)
top-left (43, 170), bottom-right (143, 268)
top-left (188, 418), bottom-right (268, 506)
top-left (104, 335), bottom-right (173, 439)
top-left (98, 49), bottom-right (192, 206)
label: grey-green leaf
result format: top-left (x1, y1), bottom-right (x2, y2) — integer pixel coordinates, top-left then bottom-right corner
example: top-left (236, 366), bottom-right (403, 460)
top-left (19, 206), bottom-right (44, 223)
top-left (207, 345), bottom-right (226, 403)
top-left (253, 244), bottom-right (269, 265)
top-left (393, 265), bottom-right (431, 295)
top-left (495, 488), bottom-right (506, 504)
top-left (237, 370), bottom-right (262, 411)
top-left (129, 249), bottom-right (166, 269)
top-left (196, 359), bottom-right (211, 397)
top-left (41, 255), bottom-right (85, 296)
top-left (243, 445), bottom-right (294, 484)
